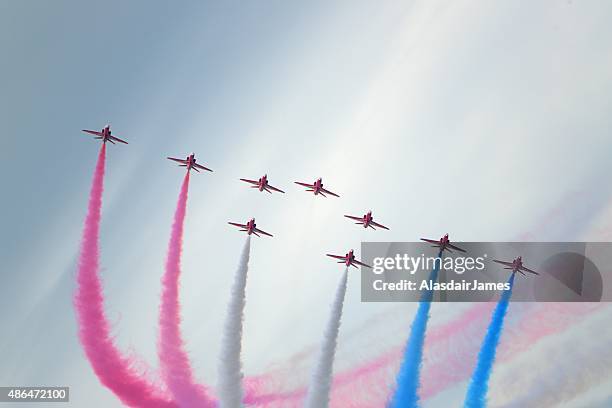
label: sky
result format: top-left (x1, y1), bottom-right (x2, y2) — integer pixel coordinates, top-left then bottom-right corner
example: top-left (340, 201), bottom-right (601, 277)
top-left (1, 0), bottom-right (612, 407)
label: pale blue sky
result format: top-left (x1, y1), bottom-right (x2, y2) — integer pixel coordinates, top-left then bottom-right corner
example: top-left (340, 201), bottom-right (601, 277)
top-left (1, 1), bottom-right (612, 406)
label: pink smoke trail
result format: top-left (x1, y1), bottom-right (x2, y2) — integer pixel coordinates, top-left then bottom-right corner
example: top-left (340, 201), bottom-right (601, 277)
top-left (158, 171), bottom-right (216, 407)
top-left (74, 144), bottom-right (176, 408)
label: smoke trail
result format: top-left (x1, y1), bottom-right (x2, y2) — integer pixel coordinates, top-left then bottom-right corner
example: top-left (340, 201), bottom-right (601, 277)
top-left (242, 304), bottom-right (600, 407)
top-left (158, 172), bottom-right (215, 407)
top-left (217, 236), bottom-right (252, 407)
top-left (489, 304), bottom-right (612, 408)
top-left (463, 273), bottom-right (516, 408)
top-left (74, 145), bottom-right (175, 407)
top-left (305, 268), bottom-right (349, 408)
top-left (388, 250), bottom-right (442, 408)
top-left (242, 303), bottom-right (498, 406)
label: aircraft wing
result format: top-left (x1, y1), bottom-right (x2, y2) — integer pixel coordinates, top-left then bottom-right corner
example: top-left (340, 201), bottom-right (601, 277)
top-left (493, 260), bottom-right (515, 267)
top-left (420, 238), bottom-right (439, 244)
top-left (295, 181), bottom-right (314, 188)
top-left (353, 259), bottom-right (372, 268)
top-left (109, 135), bottom-right (128, 144)
top-left (267, 184), bottom-right (285, 193)
top-left (228, 222), bottom-right (247, 228)
top-left (240, 178), bottom-right (259, 185)
top-left (519, 266), bottom-right (539, 275)
top-left (371, 221), bottom-right (390, 230)
top-left (344, 215), bottom-right (364, 222)
top-left (254, 228), bottom-right (273, 237)
top-left (194, 163), bottom-right (213, 172)
top-left (326, 254), bottom-right (346, 260)
top-left (448, 243), bottom-right (467, 253)
top-left (167, 157), bottom-right (187, 164)
top-left (321, 188), bottom-right (339, 197)
top-left (82, 129), bottom-right (103, 136)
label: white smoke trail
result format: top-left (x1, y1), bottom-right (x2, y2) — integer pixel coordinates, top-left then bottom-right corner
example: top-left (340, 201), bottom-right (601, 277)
top-left (488, 305), bottom-right (612, 407)
top-left (561, 377), bottom-right (612, 408)
top-left (305, 268), bottom-right (349, 408)
top-left (217, 236), bottom-right (251, 408)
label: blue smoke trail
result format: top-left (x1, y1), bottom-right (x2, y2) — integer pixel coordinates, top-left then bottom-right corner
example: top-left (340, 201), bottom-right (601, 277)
top-left (388, 250), bottom-right (442, 408)
top-left (463, 273), bottom-right (516, 408)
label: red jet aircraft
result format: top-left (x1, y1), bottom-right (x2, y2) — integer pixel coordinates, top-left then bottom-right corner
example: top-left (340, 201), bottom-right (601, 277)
top-left (167, 153), bottom-right (212, 172)
top-left (326, 249), bottom-right (371, 268)
top-left (344, 211), bottom-right (389, 230)
top-left (228, 218), bottom-right (273, 237)
top-left (240, 174), bottom-right (285, 194)
top-left (493, 256), bottom-right (538, 276)
top-left (294, 178), bottom-right (339, 197)
top-left (420, 234), bottom-right (466, 253)
top-left (82, 125), bottom-right (128, 144)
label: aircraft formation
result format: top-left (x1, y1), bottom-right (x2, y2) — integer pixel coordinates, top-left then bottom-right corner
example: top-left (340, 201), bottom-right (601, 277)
top-left (83, 125), bottom-right (538, 277)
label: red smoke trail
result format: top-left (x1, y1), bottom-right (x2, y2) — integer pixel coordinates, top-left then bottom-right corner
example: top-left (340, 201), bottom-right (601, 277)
top-left (75, 144), bottom-right (176, 407)
top-left (158, 172), bottom-right (216, 407)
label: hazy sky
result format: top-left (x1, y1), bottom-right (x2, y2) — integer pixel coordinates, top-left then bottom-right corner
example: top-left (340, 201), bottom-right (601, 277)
top-left (1, 1), bottom-right (612, 406)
